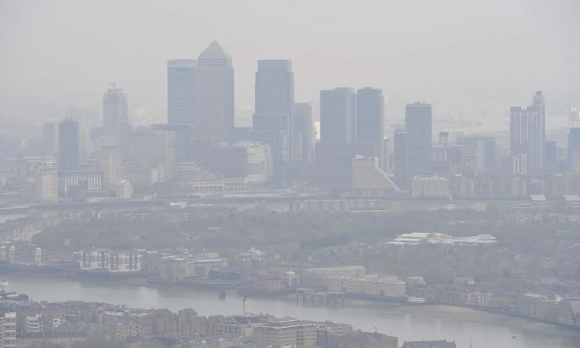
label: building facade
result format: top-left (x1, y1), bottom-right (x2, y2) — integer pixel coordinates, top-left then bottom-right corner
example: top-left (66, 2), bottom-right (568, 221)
top-left (253, 60), bottom-right (295, 179)
top-left (196, 41), bottom-right (234, 144)
top-left (405, 103), bottom-right (433, 179)
top-left (58, 118), bottom-right (80, 172)
top-left (320, 88), bottom-right (356, 143)
top-left (510, 91), bottom-right (546, 173)
top-left (103, 85), bottom-right (128, 145)
top-left (168, 59), bottom-right (197, 125)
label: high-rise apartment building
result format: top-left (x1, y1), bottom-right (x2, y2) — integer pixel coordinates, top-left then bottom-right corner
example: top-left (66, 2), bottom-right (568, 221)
top-left (35, 168), bottom-right (58, 204)
top-left (196, 41), bottom-right (234, 143)
top-left (58, 118), bottom-right (80, 172)
top-left (355, 87), bottom-right (384, 144)
top-left (168, 59), bottom-right (197, 125)
top-left (0, 312), bottom-right (17, 348)
top-left (103, 85), bottom-right (128, 145)
top-left (320, 88), bottom-right (356, 143)
top-left (510, 91), bottom-right (546, 173)
top-left (405, 103), bottom-right (433, 178)
top-left (100, 146), bottom-right (120, 190)
top-left (293, 102), bottom-right (315, 163)
top-left (253, 60), bottom-right (295, 179)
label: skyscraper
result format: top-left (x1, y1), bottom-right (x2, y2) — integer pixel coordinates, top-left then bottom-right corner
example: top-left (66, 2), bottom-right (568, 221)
top-left (100, 146), bottom-right (120, 190)
top-left (253, 60), bottom-right (295, 176)
top-left (167, 59), bottom-right (197, 125)
top-left (58, 118), bottom-right (80, 172)
top-left (510, 91), bottom-right (546, 173)
top-left (196, 41), bottom-right (234, 143)
top-left (393, 129), bottom-right (409, 189)
top-left (405, 103), bottom-right (433, 178)
top-left (293, 102), bottom-right (314, 163)
top-left (355, 87), bottom-right (384, 143)
top-left (103, 85), bottom-right (128, 145)
top-left (320, 88), bottom-right (355, 143)
top-left (568, 127), bottom-right (580, 168)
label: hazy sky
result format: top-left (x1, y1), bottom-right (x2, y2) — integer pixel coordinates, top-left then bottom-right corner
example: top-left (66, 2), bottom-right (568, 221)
top-left (1, 0), bottom-right (579, 126)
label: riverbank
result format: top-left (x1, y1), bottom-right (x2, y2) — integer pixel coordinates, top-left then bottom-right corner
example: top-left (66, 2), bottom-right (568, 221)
top-left (328, 297), bottom-right (580, 339)
top-left (5, 270), bottom-right (580, 340)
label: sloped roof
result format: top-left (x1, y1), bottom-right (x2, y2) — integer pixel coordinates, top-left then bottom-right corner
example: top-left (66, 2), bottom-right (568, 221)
top-left (403, 340), bottom-right (457, 348)
top-left (199, 40), bottom-right (230, 58)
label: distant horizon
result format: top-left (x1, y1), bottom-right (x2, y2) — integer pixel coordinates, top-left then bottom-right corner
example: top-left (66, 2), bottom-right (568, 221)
top-left (1, 0), bottom-right (579, 130)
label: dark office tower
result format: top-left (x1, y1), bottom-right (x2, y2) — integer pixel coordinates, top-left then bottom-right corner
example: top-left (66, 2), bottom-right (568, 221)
top-left (103, 85), bottom-right (128, 145)
top-left (320, 88), bottom-right (355, 143)
top-left (59, 118), bottom-right (80, 172)
top-left (150, 124), bottom-right (193, 163)
top-left (293, 102), bottom-right (314, 163)
top-left (196, 41), bottom-right (234, 144)
top-left (167, 59), bottom-right (197, 125)
top-left (405, 103), bottom-right (433, 178)
top-left (253, 60), bottom-right (295, 173)
top-left (544, 141), bottom-right (557, 166)
top-left (43, 123), bottom-right (57, 156)
top-left (393, 129), bottom-right (409, 190)
top-left (568, 128), bottom-right (580, 167)
top-left (355, 87), bottom-right (384, 143)
top-left (510, 91), bottom-right (546, 173)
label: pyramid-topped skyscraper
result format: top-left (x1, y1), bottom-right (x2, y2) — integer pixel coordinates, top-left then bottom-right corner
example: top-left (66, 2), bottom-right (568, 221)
top-left (196, 41), bottom-right (234, 143)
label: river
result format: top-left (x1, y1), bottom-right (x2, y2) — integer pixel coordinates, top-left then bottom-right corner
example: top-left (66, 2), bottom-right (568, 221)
top-left (3, 274), bottom-right (579, 348)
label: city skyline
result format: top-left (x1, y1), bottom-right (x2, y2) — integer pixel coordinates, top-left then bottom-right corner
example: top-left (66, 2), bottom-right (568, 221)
top-left (2, 1), bottom-right (579, 126)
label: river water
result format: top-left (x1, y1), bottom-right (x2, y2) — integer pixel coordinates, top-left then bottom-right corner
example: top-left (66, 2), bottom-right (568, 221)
top-left (3, 274), bottom-right (579, 348)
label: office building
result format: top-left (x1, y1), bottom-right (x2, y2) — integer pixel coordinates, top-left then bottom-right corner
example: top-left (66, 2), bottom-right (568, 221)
top-left (59, 171), bottom-right (103, 197)
top-left (405, 103), bottom-right (433, 178)
top-left (103, 85), bottom-right (128, 145)
top-left (168, 59), bottom-right (197, 125)
top-left (42, 122), bottom-right (57, 156)
top-left (510, 91), bottom-right (546, 173)
top-left (100, 146), bottom-right (120, 190)
top-left (151, 124), bottom-right (193, 163)
top-left (35, 168), bottom-right (58, 204)
top-left (568, 127), bottom-right (580, 168)
top-left (121, 127), bottom-right (173, 163)
top-left (455, 136), bottom-right (496, 173)
top-left (112, 180), bottom-right (133, 200)
top-left (196, 41), bottom-right (234, 143)
top-left (393, 130), bottom-right (409, 190)
top-left (355, 87), bottom-right (384, 144)
top-left (569, 108), bottom-right (580, 128)
top-left (293, 102), bottom-right (315, 163)
top-left (253, 60), bottom-right (295, 178)
top-left (545, 141), bottom-right (557, 166)
top-left (58, 118), bottom-right (80, 172)
top-left (320, 88), bottom-right (356, 143)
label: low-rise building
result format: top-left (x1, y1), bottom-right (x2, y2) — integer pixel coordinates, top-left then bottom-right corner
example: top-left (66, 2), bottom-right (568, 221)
top-left (327, 330), bottom-right (398, 348)
top-left (327, 274), bottom-right (406, 298)
top-left (253, 317), bottom-right (317, 348)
